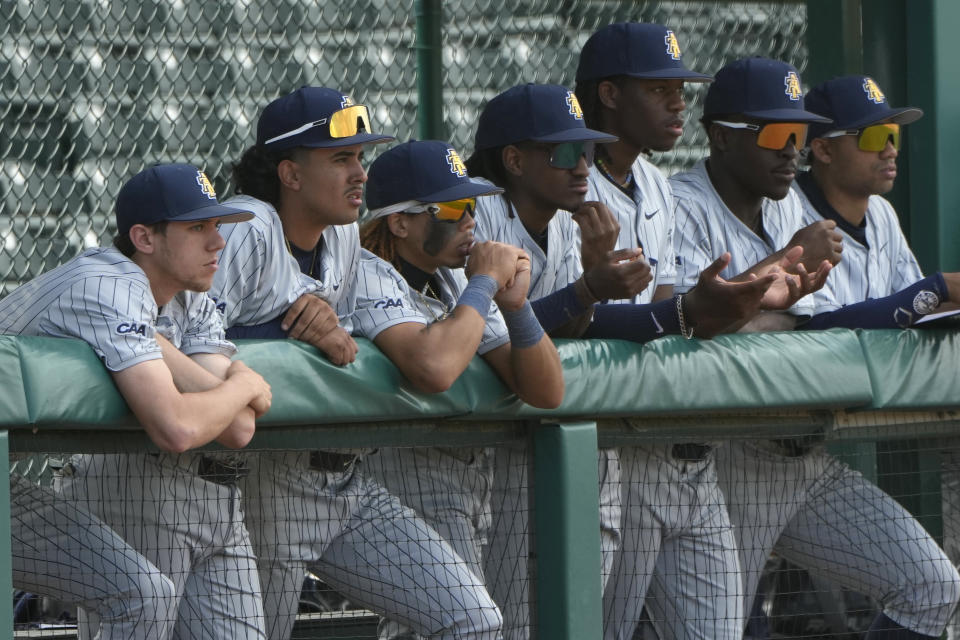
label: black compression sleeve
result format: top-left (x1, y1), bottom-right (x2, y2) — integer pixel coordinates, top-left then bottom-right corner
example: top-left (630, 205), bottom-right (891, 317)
top-left (531, 282), bottom-right (591, 333)
top-left (803, 272), bottom-right (949, 330)
top-left (582, 299), bottom-right (680, 343)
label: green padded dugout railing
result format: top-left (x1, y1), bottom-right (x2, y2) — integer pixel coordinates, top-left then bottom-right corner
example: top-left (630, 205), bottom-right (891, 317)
top-left (2, 328), bottom-right (960, 639)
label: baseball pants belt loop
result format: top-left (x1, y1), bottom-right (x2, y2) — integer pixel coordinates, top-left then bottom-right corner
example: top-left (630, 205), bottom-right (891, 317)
top-left (309, 450), bottom-right (358, 473)
top-left (196, 456), bottom-right (250, 485)
top-left (671, 442), bottom-right (712, 462)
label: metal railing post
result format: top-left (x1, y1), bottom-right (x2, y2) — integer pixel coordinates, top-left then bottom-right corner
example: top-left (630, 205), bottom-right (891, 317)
top-left (532, 421), bottom-right (603, 640)
top-left (415, 0), bottom-right (445, 140)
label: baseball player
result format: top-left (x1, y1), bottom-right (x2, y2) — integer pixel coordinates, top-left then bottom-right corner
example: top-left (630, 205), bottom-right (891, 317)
top-left (0, 163), bottom-right (272, 639)
top-left (571, 23), bottom-right (834, 640)
top-left (671, 59), bottom-right (960, 640)
top-left (790, 74), bottom-right (960, 640)
top-left (463, 82), bottom-right (814, 640)
top-left (211, 87), bottom-right (505, 640)
top-left (357, 138), bottom-right (564, 638)
top-left (796, 75), bottom-right (959, 326)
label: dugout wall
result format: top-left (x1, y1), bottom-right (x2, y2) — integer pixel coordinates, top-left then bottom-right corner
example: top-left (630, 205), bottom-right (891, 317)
top-left (2, 1), bottom-right (960, 638)
top-left (4, 330), bottom-right (960, 638)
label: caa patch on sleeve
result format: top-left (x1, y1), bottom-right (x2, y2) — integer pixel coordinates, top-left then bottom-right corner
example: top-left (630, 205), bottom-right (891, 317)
top-left (373, 298), bottom-right (403, 309)
top-left (115, 322), bottom-right (149, 336)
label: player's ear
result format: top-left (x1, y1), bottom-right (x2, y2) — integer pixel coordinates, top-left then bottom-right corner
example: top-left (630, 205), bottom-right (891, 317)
top-left (597, 80), bottom-right (620, 111)
top-left (386, 213), bottom-right (409, 238)
top-left (707, 121), bottom-right (729, 152)
top-left (502, 145), bottom-right (524, 178)
top-left (129, 224), bottom-right (156, 255)
top-left (808, 137), bottom-right (832, 165)
top-left (277, 158), bottom-right (301, 192)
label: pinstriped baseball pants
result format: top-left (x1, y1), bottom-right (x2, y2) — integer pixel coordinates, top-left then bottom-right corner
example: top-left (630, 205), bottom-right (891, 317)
top-left (717, 440), bottom-right (960, 637)
top-left (57, 453), bottom-right (266, 640)
top-left (239, 451), bottom-right (501, 640)
top-left (13, 473), bottom-right (177, 639)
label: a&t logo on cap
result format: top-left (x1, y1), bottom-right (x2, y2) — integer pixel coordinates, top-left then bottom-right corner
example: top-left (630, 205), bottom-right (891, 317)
top-left (862, 77), bottom-right (886, 104)
top-left (784, 71), bottom-right (802, 101)
top-left (196, 170), bottom-right (216, 200)
top-left (341, 94), bottom-right (355, 109)
top-left (664, 30), bottom-right (681, 61)
top-left (446, 148), bottom-right (467, 177)
top-left (566, 91), bottom-right (583, 120)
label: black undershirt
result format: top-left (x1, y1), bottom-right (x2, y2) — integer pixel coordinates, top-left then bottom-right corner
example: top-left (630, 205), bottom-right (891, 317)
top-left (397, 256), bottom-right (445, 302)
top-left (286, 236), bottom-right (324, 278)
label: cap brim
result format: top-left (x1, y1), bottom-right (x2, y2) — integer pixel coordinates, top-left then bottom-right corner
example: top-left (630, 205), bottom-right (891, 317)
top-left (301, 132), bottom-right (395, 148)
top-left (365, 179), bottom-right (505, 221)
top-left (168, 203), bottom-right (255, 225)
top-left (532, 127), bottom-right (619, 144)
top-left (740, 108), bottom-right (833, 123)
top-left (420, 178), bottom-right (505, 204)
top-left (843, 106), bottom-right (925, 130)
top-left (622, 68), bottom-right (714, 83)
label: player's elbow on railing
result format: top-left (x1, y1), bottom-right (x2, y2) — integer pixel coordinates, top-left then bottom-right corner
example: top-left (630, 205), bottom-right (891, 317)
top-left (215, 411), bottom-right (257, 449)
top-left (520, 385), bottom-right (565, 411)
top-left (144, 418), bottom-right (202, 454)
top-left (401, 359), bottom-right (463, 395)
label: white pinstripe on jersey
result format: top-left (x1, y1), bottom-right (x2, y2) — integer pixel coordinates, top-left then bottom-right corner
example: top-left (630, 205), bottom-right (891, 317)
top-left (671, 160), bottom-right (814, 316)
top-left (0, 247), bottom-right (234, 370)
top-left (472, 188), bottom-right (583, 300)
top-left (586, 156), bottom-right (677, 304)
top-left (211, 194), bottom-right (361, 330)
top-left (793, 182), bottom-right (923, 313)
top-left (351, 250), bottom-right (510, 354)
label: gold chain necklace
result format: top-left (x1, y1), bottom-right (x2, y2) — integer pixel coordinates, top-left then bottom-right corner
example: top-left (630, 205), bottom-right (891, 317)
top-left (284, 237), bottom-right (318, 278)
top-left (417, 280), bottom-right (451, 322)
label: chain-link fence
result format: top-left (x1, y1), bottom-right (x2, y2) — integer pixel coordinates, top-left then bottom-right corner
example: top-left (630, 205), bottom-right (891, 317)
top-left (0, 0), bottom-right (805, 296)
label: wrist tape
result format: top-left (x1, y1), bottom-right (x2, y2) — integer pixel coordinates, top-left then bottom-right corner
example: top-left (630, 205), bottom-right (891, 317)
top-left (457, 274), bottom-right (499, 319)
top-left (502, 299), bottom-right (545, 349)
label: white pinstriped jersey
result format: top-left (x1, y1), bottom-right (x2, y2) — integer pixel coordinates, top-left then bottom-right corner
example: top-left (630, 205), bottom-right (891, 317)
top-left (586, 156), bottom-right (677, 304)
top-left (0, 247), bottom-right (235, 371)
top-left (351, 250), bottom-right (510, 355)
top-left (473, 189), bottom-right (583, 299)
top-left (671, 160), bottom-right (815, 316)
top-left (211, 194), bottom-right (360, 329)
top-left (793, 182), bottom-right (923, 313)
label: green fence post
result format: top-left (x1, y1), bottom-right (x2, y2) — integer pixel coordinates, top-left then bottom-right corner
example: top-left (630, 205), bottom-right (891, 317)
top-left (804, 0), bottom-right (862, 83)
top-left (415, 0), bottom-right (445, 140)
top-left (532, 421), bottom-right (602, 640)
top-left (902, 0), bottom-right (960, 273)
top-left (0, 432), bottom-right (11, 635)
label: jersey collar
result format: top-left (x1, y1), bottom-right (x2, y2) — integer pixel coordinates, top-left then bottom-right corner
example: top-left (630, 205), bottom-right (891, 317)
top-left (795, 171), bottom-right (869, 248)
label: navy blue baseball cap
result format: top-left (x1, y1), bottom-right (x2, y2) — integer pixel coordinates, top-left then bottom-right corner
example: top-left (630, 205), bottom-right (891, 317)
top-left (256, 86), bottom-right (394, 152)
top-left (805, 75), bottom-right (924, 140)
top-left (576, 22), bottom-right (713, 84)
top-left (702, 58), bottom-right (831, 123)
top-left (116, 163), bottom-right (253, 237)
top-left (366, 140), bottom-right (503, 218)
top-left (474, 83), bottom-right (618, 150)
